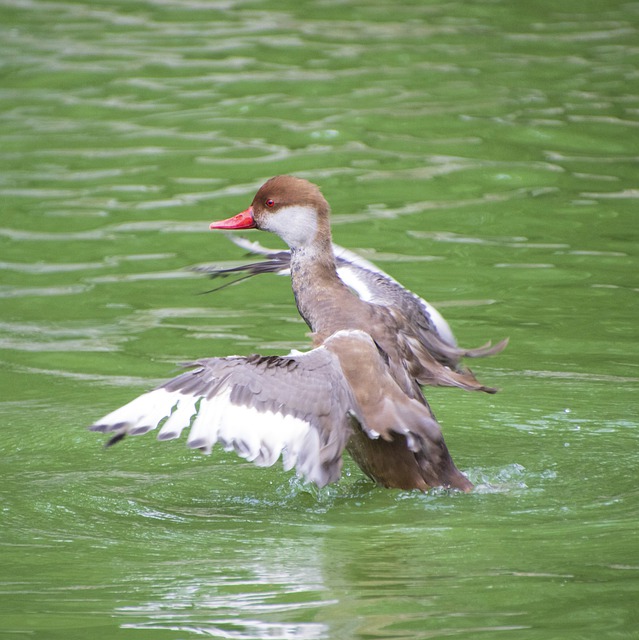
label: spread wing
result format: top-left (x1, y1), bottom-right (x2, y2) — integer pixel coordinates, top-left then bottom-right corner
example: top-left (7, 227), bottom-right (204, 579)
top-left (89, 347), bottom-right (358, 487)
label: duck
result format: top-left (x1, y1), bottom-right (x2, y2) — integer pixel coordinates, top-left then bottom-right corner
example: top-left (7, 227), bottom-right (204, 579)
top-left (208, 175), bottom-right (507, 401)
top-left (90, 329), bottom-right (473, 492)
top-left (90, 175), bottom-right (504, 493)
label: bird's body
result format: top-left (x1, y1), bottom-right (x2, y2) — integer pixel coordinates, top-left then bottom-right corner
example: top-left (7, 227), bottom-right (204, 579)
top-left (90, 175), bottom-right (507, 493)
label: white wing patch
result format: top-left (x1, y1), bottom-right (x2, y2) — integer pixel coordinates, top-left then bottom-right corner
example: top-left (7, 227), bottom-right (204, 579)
top-left (417, 299), bottom-right (457, 347)
top-left (333, 244), bottom-right (386, 274)
top-left (157, 393), bottom-right (199, 441)
top-left (93, 388), bottom-right (179, 437)
top-left (337, 262), bottom-right (456, 347)
top-left (90, 384), bottom-right (335, 487)
top-left (337, 265), bottom-right (374, 302)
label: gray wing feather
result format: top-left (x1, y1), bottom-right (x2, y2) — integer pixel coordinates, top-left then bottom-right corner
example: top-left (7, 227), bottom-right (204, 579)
top-left (89, 348), bottom-right (356, 487)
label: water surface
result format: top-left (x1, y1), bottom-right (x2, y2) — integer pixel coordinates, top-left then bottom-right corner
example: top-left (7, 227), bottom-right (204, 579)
top-left (1, 0), bottom-right (638, 638)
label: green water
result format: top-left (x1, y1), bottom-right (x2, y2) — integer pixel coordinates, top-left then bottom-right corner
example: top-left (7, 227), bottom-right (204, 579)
top-left (1, 0), bottom-right (638, 638)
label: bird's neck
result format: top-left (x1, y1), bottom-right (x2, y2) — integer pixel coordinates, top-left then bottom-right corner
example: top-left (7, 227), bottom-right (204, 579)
top-left (290, 238), bottom-right (354, 337)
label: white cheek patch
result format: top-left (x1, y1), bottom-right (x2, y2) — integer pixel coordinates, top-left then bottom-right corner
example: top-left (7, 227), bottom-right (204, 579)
top-left (262, 205), bottom-right (318, 249)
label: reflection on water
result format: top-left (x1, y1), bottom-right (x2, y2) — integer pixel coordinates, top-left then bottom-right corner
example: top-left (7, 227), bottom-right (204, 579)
top-left (119, 540), bottom-right (331, 639)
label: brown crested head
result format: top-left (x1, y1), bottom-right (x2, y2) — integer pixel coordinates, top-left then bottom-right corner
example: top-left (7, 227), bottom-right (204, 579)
top-left (210, 175), bottom-right (333, 250)
top-left (249, 175), bottom-right (332, 250)
top-left (251, 175), bottom-right (328, 218)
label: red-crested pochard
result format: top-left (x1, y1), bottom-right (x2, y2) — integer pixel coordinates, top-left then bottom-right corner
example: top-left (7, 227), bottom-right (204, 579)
top-left (90, 176), bottom-right (506, 493)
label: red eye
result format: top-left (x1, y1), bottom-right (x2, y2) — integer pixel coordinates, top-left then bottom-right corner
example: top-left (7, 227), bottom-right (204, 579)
top-left (265, 199), bottom-right (275, 208)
